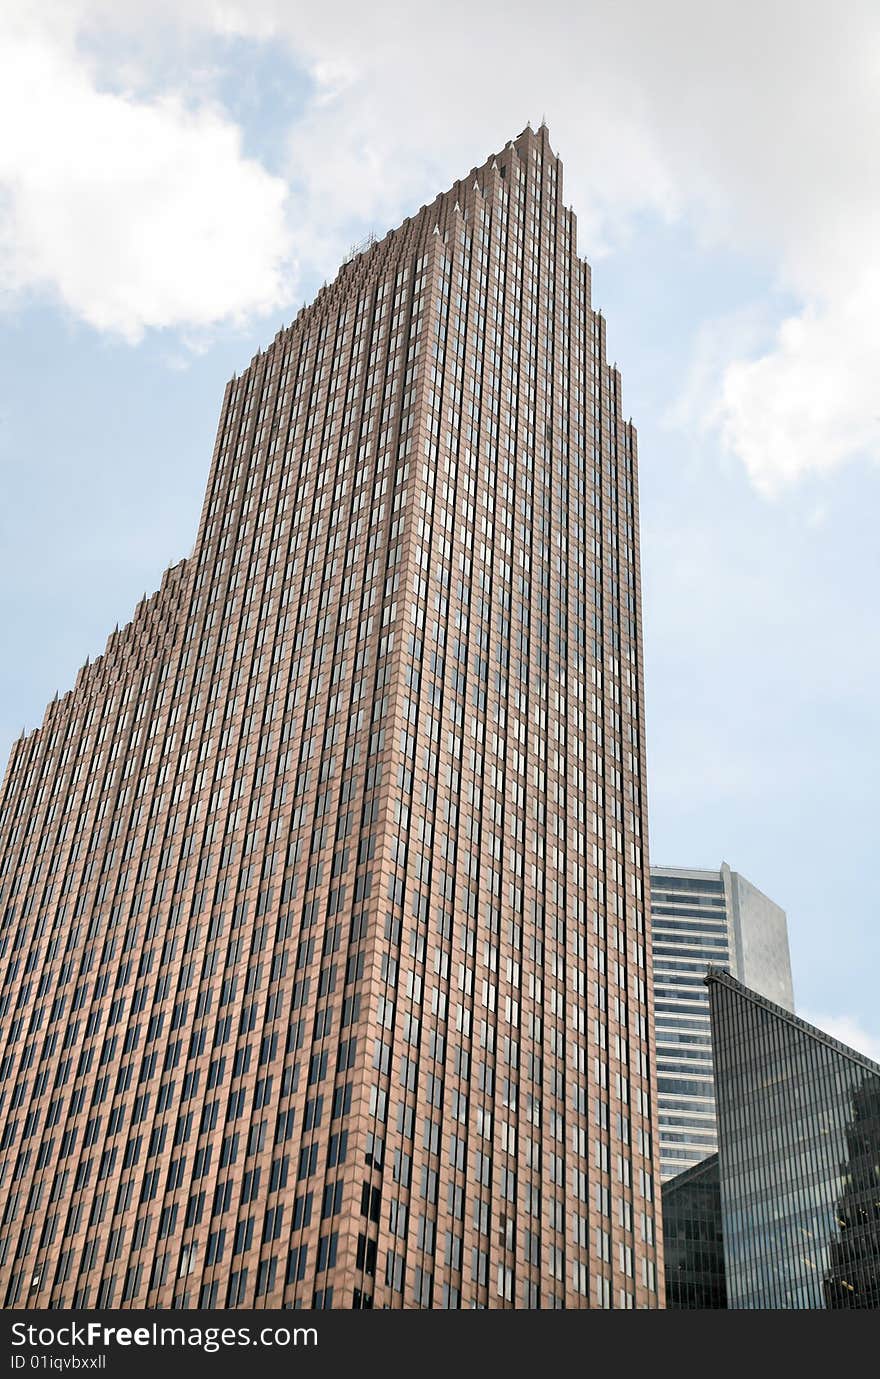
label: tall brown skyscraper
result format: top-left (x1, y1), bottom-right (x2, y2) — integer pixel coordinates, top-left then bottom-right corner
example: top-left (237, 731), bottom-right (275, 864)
top-left (0, 125), bottom-right (662, 1309)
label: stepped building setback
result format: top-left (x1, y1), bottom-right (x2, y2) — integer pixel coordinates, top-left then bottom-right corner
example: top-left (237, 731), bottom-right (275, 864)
top-left (0, 126), bottom-right (662, 1308)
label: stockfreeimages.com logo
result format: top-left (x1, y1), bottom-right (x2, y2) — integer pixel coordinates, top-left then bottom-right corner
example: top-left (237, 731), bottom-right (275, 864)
top-left (11, 1322), bottom-right (317, 1359)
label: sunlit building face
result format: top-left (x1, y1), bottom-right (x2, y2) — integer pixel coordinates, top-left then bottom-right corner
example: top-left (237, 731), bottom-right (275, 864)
top-left (0, 125), bottom-right (662, 1310)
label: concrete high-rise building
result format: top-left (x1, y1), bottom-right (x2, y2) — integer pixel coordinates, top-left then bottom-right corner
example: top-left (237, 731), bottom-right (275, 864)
top-left (650, 864), bottom-right (793, 1180)
top-left (0, 125), bottom-right (662, 1310)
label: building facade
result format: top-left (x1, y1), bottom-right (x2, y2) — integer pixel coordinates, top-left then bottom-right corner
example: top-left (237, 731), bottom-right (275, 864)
top-left (708, 970), bottom-right (880, 1309)
top-left (661, 1153), bottom-right (726, 1309)
top-left (0, 126), bottom-right (662, 1309)
top-left (651, 863), bottom-right (792, 1180)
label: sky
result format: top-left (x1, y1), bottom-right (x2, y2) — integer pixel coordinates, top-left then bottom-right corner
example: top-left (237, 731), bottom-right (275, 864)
top-left (1, 1), bottom-right (878, 1062)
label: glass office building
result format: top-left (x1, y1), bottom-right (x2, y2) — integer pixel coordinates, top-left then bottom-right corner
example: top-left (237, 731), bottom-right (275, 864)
top-left (661, 1153), bottom-right (726, 1309)
top-left (651, 864), bottom-right (793, 1180)
top-left (709, 971), bottom-right (880, 1309)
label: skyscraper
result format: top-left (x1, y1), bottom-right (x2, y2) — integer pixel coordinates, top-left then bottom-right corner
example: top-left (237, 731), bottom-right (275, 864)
top-left (710, 970), bottom-right (880, 1309)
top-left (664, 972), bottom-right (880, 1310)
top-left (650, 863), bottom-right (793, 1179)
top-left (0, 125), bottom-right (662, 1310)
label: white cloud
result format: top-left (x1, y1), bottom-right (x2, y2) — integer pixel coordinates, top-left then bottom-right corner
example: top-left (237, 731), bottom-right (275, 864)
top-left (716, 288), bottom-right (880, 496)
top-left (801, 1011), bottom-right (880, 1066)
top-left (0, 7), bottom-right (294, 341)
top-left (5, 0), bottom-right (880, 499)
top-left (186, 0), bottom-right (880, 495)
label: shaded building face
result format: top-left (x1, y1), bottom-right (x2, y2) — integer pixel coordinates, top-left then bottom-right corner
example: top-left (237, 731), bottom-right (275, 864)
top-left (0, 126), bottom-right (662, 1309)
top-left (824, 1076), bottom-right (880, 1308)
top-left (709, 972), bottom-right (880, 1309)
top-left (661, 1153), bottom-right (727, 1309)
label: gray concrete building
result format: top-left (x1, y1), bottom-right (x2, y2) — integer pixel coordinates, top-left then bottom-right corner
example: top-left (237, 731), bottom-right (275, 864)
top-left (650, 863), bottom-right (793, 1180)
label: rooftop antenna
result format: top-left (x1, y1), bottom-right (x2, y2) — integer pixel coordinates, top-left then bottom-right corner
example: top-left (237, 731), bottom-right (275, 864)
top-left (342, 231), bottom-right (377, 265)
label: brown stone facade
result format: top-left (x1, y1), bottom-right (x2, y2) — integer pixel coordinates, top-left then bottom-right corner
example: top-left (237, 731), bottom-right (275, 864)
top-left (0, 125), bottom-right (663, 1308)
